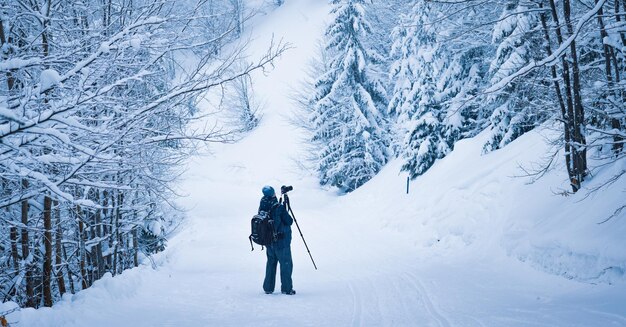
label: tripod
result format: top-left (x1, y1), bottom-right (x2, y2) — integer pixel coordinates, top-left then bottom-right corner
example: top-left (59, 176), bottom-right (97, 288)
top-left (281, 193), bottom-right (318, 270)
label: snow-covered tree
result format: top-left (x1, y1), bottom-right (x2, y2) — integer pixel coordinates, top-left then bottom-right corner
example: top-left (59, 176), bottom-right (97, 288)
top-left (388, 0), bottom-right (450, 178)
top-left (483, 0), bottom-right (546, 153)
top-left (368, 0), bottom-right (414, 89)
top-left (437, 48), bottom-right (489, 146)
top-left (0, 0), bottom-right (286, 308)
top-left (310, 0), bottom-right (390, 192)
top-left (384, 0), bottom-right (623, 195)
top-left (224, 67), bottom-right (262, 133)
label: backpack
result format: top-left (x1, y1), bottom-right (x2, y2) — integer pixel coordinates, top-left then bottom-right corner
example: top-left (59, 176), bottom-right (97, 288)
top-left (249, 205), bottom-right (278, 251)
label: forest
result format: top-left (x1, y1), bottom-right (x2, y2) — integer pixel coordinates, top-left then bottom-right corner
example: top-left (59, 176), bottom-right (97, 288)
top-left (1, 0), bottom-right (624, 310)
top-left (0, 0), bottom-right (284, 308)
top-left (306, 0), bottom-right (624, 195)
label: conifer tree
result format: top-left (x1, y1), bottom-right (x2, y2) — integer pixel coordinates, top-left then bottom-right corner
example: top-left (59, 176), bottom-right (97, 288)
top-left (389, 0), bottom-right (448, 178)
top-left (311, 0), bottom-right (390, 191)
top-left (483, 0), bottom-right (545, 152)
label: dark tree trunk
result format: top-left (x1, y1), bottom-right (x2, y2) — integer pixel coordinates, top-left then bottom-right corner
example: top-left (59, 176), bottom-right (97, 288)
top-left (21, 180), bottom-right (35, 308)
top-left (112, 191), bottom-right (123, 275)
top-left (77, 206), bottom-right (89, 290)
top-left (539, 5), bottom-right (570, 176)
top-left (548, 0), bottom-right (578, 191)
top-left (564, 0), bottom-right (588, 190)
top-left (132, 226), bottom-right (139, 268)
top-left (0, 16), bottom-right (15, 91)
top-left (41, 0), bottom-right (54, 307)
top-left (10, 226), bottom-right (19, 271)
top-left (611, 0), bottom-right (625, 152)
top-left (616, 0), bottom-right (626, 46)
top-left (43, 196), bottom-right (53, 307)
top-left (62, 244), bottom-right (75, 294)
top-left (93, 207), bottom-right (105, 278)
top-left (596, 0), bottom-right (624, 153)
top-left (103, 190), bottom-right (112, 271)
top-left (104, 0), bottom-right (113, 36)
top-left (54, 201), bottom-right (66, 296)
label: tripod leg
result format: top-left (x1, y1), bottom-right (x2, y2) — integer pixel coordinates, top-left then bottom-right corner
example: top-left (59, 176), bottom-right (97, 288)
top-left (286, 202), bottom-right (317, 270)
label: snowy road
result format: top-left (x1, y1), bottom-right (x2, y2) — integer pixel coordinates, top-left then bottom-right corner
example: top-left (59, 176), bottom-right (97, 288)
top-left (9, 1), bottom-right (626, 326)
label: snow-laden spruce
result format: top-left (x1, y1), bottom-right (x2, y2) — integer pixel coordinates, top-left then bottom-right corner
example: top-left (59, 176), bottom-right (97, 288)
top-left (387, 1), bottom-right (454, 178)
top-left (388, 0), bottom-right (490, 179)
top-left (310, 0), bottom-right (390, 192)
top-left (483, 0), bottom-right (547, 153)
top-left (395, 1), bottom-right (441, 178)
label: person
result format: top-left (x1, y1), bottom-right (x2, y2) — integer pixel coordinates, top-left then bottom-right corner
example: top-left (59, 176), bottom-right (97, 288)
top-left (259, 185), bottom-right (296, 295)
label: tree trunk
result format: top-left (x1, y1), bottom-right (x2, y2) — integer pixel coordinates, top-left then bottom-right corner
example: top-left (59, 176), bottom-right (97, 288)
top-left (132, 226), bottom-right (139, 267)
top-left (43, 196), bottom-right (53, 307)
top-left (112, 191), bottom-right (122, 275)
top-left (564, 0), bottom-right (588, 190)
top-left (616, 0), bottom-right (626, 46)
top-left (54, 201), bottom-right (66, 296)
top-left (611, 0), bottom-right (625, 152)
top-left (77, 206), bottom-right (89, 290)
top-left (596, 0), bottom-right (624, 154)
top-left (93, 207), bottom-right (105, 278)
top-left (539, 5), bottom-right (571, 176)
top-left (41, 0), bottom-right (54, 307)
top-left (103, 190), bottom-right (112, 271)
top-left (103, 0), bottom-right (113, 36)
top-left (232, 0), bottom-right (243, 36)
top-left (10, 226), bottom-right (19, 272)
top-left (42, 0), bottom-right (51, 57)
top-left (21, 179), bottom-right (35, 307)
top-left (548, 0), bottom-right (578, 191)
top-left (62, 244), bottom-right (75, 294)
top-left (0, 16), bottom-right (15, 92)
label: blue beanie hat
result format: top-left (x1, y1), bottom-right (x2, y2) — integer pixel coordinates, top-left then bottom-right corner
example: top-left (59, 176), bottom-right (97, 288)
top-left (262, 185), bottom-right (275, 197)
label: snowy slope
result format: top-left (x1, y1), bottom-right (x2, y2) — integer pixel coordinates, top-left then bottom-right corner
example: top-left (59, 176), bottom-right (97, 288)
top-left (370, 127), bottom-right (626, 285)
top-left (2, 0), bottom-right (625, 326)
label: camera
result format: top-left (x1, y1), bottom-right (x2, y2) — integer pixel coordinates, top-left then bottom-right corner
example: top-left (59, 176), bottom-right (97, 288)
top-left (281, 185), bottom-right (293, 194)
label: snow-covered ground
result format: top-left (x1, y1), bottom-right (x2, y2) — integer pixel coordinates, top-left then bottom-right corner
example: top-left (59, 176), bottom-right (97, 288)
top-left (3, 0), bottom-right (625, 326)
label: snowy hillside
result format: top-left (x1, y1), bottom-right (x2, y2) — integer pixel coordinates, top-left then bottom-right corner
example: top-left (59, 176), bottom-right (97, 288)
top-left (371, 126), bottom-right (626, 286)
top-left (1, 0), bottom-right (625, 326)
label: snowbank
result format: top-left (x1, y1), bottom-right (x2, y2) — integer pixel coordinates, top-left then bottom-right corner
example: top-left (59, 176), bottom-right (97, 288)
top-left (346, 125), bottom-right (626, 285)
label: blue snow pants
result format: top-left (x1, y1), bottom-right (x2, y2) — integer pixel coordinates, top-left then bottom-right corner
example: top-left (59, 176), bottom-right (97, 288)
top-left (263, 245), bottom-right (293, 293)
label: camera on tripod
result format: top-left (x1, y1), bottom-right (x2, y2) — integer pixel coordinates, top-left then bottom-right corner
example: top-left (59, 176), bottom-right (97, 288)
top-left (281, 185), bottom-right (293, 194)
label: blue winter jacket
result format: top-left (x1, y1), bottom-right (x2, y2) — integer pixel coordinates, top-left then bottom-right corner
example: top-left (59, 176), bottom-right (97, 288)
top-left (258, 196), bottom-right (293, 249)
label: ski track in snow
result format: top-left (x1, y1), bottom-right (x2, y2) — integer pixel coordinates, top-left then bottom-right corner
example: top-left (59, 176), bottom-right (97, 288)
top-left (403, 272), bottom-right (452, 327)
top-left (7, 1), bottom-right (626, 326)
top-left (347, 281), bottom-right (362, 327)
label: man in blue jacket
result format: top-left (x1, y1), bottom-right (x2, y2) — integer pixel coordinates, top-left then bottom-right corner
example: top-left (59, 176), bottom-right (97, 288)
top-left (259, 185), bottom-right (296, 295)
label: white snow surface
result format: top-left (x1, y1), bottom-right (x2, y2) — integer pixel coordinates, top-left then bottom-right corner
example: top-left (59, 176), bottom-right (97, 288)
top-left (39, 68), bottom-right (62, 91)
top-left (3, 1), bottom-right (625, 326)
